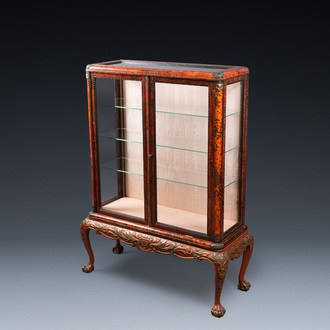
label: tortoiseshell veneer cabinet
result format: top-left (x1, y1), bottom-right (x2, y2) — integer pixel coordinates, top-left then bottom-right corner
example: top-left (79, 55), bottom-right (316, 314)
top-left (80, 60), bottom-right (254, 318)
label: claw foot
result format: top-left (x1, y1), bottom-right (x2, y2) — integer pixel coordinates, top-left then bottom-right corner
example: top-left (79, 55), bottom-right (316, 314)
top-left (211, 304), bottom-right (226, 318)
top-left (238, 280), bottom-right (251, 291)
top-left (82, 263), bottom-right (94, 273)
top-left (112, 245), bottom-right (124, 254)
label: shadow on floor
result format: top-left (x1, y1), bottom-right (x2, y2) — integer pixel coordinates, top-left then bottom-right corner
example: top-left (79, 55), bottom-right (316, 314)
top-left (92, 244), bottom-right (248, 306)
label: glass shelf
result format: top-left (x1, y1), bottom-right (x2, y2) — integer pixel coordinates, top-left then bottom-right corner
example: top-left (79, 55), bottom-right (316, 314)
top-left (101, 155), bottom-right (239, 190)
top-left (225, 145), bottom-right (240, 153)
top-left (226, 111), bottom-right (241, 118)
top-left (225, 111), bottom-right (241, 151)
top-left (114, 104), bottom-right (209, 119)
top-left (115, 103), bottom-right (240, 119)
top-left (225, 145), bottom-right (240, 187)
top-left (114, 100), bottom-right (240, 118)
top-left (157, 166), bottom-right (207, 188)
top-left (157, 177), bottom-right (206, 189)
top-left (100, 157), bottom-right (143, 176)
top-left (99, 128), bottom-right (143, 144)
top-left (156, 143), bottom-right (207, 154)
top-left (100, 157), bottom-right (208, 188)
top-left (225, 178), bottom-right (239, 188)
top-left (156, 109), bottom-right (207, 118)
top-left (100, 128), bottom-right (240, 155)
top-left (99, 128), bottom-right (209, 154)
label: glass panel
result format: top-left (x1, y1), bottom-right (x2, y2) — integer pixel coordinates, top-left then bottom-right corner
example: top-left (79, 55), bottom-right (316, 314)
top-left (224, 180), bottom-right (240, 231)
top-left (96, 79), bottom-right (118, 203)
top-left (224, 82), bottom-right (242, 231)
top-left (225, 113), bottom-right (241, 151)
top-left (225, 147), bottom-right (240, 187)
top-left (156, 148), bottom-right (207, 188)
top-left (155, 82), bottom-right (209, 234)
top-left (226, 82), bottom-right (242, 116)
top-left (96, 78), bottom-right (144, 219)
top-left (156, 113), bottom-right (208, 153)
top-left (106, 60), bottom-right (232, 72)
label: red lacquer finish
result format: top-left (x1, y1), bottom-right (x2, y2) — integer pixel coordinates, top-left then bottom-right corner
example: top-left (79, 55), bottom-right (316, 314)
top-left (81, 60), bottom-right (253, 318)
top-left (86, 60), bottom-right (248, 81)
top-left (211, 81), bottom-right (225, 241)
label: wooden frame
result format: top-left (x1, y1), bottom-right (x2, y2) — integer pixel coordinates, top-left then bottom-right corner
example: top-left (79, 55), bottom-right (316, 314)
top-left (82, 60), bottom-right (253, 317)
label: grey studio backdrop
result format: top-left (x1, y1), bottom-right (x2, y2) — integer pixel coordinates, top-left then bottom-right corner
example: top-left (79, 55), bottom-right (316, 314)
top-left (1, 3), bottom-right (329, 330)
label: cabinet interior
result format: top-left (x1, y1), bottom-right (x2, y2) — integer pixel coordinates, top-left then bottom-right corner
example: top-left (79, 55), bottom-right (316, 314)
top-left (97, 78), bottom-right (241, 235)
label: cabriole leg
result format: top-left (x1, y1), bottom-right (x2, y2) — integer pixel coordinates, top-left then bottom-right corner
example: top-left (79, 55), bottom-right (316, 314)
top-left (80, 223), bottom-right (94, 273)
top-left (238, 244), bottom-right (253, 291)
top-left (112, 239), bottom-right (124, 254)
top-left (211, 261), bottom-right (229, 318)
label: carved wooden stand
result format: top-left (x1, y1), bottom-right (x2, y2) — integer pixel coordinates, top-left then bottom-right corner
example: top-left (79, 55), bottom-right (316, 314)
top-left (80, 218), bottom-right (253, 318)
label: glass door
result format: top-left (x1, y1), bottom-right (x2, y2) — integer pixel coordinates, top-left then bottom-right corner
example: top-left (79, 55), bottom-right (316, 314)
top-left (154, 82), bottom-right (209, 234)
top-left (95, 77), bottom-right (145, 220)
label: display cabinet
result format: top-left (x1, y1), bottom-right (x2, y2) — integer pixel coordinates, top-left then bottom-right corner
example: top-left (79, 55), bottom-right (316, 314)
top-left (80, 60), bottom-right (254, 318)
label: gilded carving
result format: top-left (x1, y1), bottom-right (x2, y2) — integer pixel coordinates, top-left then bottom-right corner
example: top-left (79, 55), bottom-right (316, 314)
top-left (81, 218), bottom-right (253, 267)
top-left (81, 218), bottom-right (253, 318)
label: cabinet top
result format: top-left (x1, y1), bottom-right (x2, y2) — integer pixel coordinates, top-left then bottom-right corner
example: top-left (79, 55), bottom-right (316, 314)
top-left (86, 60), bottom-right (248, 80)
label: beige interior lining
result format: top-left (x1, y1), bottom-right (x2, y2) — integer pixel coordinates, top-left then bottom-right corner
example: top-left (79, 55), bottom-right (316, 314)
top-left (102, 197), bottom-right (237, 234)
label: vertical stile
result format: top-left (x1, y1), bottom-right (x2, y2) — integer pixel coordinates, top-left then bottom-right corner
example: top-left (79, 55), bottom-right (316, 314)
top-left (92, 76), bottom-right (101, 212)
top-left (211, 80), bottom-right (225, 242)
top-left (240, 75), bottom-right (249, 225)
top-left (143, 76), bottom-right (157, 226)
top-left (86, 72), bottom-right (97, 211)
top-left (207, 82), bottom-right (215, 239)
top-left (89, 74), bottom-right (101, 212)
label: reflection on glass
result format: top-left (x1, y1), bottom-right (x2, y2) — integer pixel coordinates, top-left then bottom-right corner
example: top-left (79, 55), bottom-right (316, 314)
top-left (155, 83), bottom-right (209, 234)
top-left (96, 78), bottom-right (144, 219)
top-left (224, 82), bottom-right (242, 231)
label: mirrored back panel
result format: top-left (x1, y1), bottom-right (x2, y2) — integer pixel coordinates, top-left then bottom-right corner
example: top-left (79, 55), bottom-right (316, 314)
top-left (95, 77), bottom-right (145, 220)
